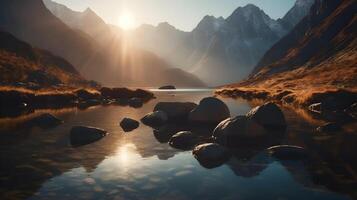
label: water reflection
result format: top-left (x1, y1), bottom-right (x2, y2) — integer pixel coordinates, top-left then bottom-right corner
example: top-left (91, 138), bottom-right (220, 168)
top-left (0, 90), bottom-right (355, 199)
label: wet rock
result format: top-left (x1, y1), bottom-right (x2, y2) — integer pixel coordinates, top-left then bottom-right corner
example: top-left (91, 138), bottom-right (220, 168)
top-left (78, 99), bottom-right (101, 109)
top-left (267, 145), bottom-right (307, 160)
top-left (169, 131), bottom-right (198, 150)
top-left (316, 122), bottom-right (342, 133)
top-left (75, 89), bottom-right (100, 100)
top-left (120, 118), bottom-right (139, 132)
top-left (70, 126), bottom-right (107, 146)
top-left (159, 85), bottom-right (176, 90)
top-left (100, 87), bottom-right (154, 101)
top-left (114, 98), bottom-right (128, 106)
top-left (188, 97), bottom-right (230, 124)
top-left (212, 116), bottom-right (266, 146)
top-left (128, 97), bottom-right (143, 108)
top-left (193, 143), bottom-right (231, 169)
top-left (307, 90), bottom-right (357, 111)
top-left (29, 113), bottom-right (63, 128)
top-left (141, 111), bottom-right (168, 127)
top-left (246, 102), bottom-right (286, 129)
top-left (154, 102), bottom-right (197, 120)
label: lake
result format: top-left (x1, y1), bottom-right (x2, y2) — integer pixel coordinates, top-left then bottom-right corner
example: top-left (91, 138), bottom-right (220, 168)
top-left (0, 90), bottom-right (356, 200)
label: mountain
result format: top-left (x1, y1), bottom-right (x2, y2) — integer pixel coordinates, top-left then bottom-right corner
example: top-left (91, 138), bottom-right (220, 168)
top-left (232, 0), bottom-right (356, 96)
top-left (132, 1), bottom-right (314, 86)
top-left (0, 31), bottom-right (88, 87)
top-left (0, 0), bottom-right (205, 88)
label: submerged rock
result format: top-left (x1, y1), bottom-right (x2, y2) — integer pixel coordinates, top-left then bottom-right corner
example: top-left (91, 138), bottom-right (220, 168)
top-left (267, 145), bottom-right (307, 160)
top-left (120, 118), bottom-right (139, 132)
top-left (212, 116), bottom-right (266, 146)
top-left (316, 122), bottom-right (342, 133)
top-left (159, 85), bottom-right (176, 90)
top-left (141, 111), bottom-right (168, 127)
top-left (193, 143), bottom-right (231, 169)
top-left (169, 131), bottom-right (198, 150)
top-left (188, 97), bottom-right (230, 124)
top-left (128, 97), bottom-right (143, 108)
top-left (30, 113), bottom-right (63, 128)
top-left (154, 102), bottom-right (197, 120)
top-left (246, 102), bottom-right (286, 129)
top-left (70, 126), bottom-right (107, 146)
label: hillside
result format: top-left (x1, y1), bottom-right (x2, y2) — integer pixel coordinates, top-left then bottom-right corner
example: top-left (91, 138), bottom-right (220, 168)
top-left (0, 31), bottom-right (89, 88)
top-left (219, 0), bottom-right (357, 106)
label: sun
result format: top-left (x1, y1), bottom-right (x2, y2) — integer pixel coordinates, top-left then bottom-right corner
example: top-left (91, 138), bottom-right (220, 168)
top-left (118, 12), bottom-right (137, 30)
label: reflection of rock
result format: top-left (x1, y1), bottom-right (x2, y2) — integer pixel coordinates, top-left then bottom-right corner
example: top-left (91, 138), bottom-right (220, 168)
top-left (169, 131), bottom-right (198, 150)
top-left (193, 143), bottom-right (231, 169)
top-left (141, 111), bottom-right (168, 127)
top-left (188, 97), bottom-right (230, 124)
top-left (154, 102), bottom-right (197, 120)
top-left (268, 145), bottom-right (307, 160)
top-left (246, 102), bottom-right (286, 129)
top-left (128, 98), bottom-right (143, 108)
top-left (70, 126), bottom-right (107, 146)
top-left (120, 118), bottom-right (139, 132)
top-left (28, 113), bottom-right (63, 128)
top-left (159, 85), bottom-right (176, 90)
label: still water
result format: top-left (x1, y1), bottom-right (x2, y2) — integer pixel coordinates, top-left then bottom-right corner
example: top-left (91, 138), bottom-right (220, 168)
top-left (0, 90), bottom-right (356, 200)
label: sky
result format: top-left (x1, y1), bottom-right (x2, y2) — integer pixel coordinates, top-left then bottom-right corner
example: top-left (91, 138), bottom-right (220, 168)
top-left (51, 0), bottom-right (296, 31)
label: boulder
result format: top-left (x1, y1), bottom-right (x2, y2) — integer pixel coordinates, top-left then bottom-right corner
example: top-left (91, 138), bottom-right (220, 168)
top-left (188, 97), bottom-right (230, 124)
top-left (169, 131), bottom-right (198, 150)
top-left (267, 145), bottom-right (307, 160)
top-left (29, 113), bottom-right (63, 128)
top-left (141, 111), bottom-right (168, 127)
top-left (246, 102), bottom-right (286, 129)
top-left (128, 97), bottom-right (143, 108)
top-left (100, 87), bottom-right (154, 101)
top-left (212, 116), bottom-right (266, 146)
top-left (316, 122), bottom-right (342, 133)
top-left (159, 85), bottom-right (176, 90)
top-left (70, 126), bottom-right (107, 146)
top-left (120, 118), bottom-right (139, 132)
top-left (154, 102), bottom-right (197, 120)
top-left (193, 143), bottom-right (231, 169)
top-left (75, 89), bottom-right (100, 100)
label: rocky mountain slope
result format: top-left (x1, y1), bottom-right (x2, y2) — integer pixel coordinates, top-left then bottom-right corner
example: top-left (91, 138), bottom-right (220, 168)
top-left (0, 0), bottom-right (205, 87)
top-left (132, 0), bottom-right (314, 85)
top-left (0, 31), bottom-right (88, 87)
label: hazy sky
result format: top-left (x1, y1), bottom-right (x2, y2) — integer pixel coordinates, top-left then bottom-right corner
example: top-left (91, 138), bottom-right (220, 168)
top-left (51, 0), bottom-right (296, 31)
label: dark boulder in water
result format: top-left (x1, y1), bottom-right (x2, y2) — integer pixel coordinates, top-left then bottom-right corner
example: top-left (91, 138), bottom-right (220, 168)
top-left (128, 97), bottom-right (143, 108)
top-left (246, 102), bottom-right (286, 129)
top-left (169, 131), bottom-right (198, 150)
top-left (267, 145), bottom-right (307, 160)
top-left (29, 113), bottom-right (63, 128)
top-left (100, 87), bottom-right (154, 101)
top-left (154, 102), bottom-right (197, 120)
top-left (141, 111), bottom-right (168, 127)
top-left (159, 85), bottom-right (176, 90)
top-left (120, 118), bottom-right (140, 132)
top-left (70, 126), bottom-right (107, 147)
top-left (193, 143), bottom-right (231, 169)
top-left (188, 97), bottom-right (230, 124)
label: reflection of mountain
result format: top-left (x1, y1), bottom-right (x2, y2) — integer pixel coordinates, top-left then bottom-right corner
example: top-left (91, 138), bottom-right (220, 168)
top-left (0, 0), bottom-right (205, 87)
top-left (0, 31), bottom-right (87, 87)
top-left (132, 0), bottom-right (314, 85)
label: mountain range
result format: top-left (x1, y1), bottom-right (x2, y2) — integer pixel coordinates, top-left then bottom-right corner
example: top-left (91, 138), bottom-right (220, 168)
top-left (227, 0), bottom-right (356, 98)
top-left (132, 0), bottom-right (315, 85)
top-left (0, 0), bottom-right (205, 88)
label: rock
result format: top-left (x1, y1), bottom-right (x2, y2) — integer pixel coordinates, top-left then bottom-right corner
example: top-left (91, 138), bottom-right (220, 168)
top-left (212, 116), bottom-right (266, 146)
top-left (75, 89), bottom-right (100, 100)
top-left (128, 97), bottom-right (143, 108)
top-left (316, 122), bottom-right (342, 133)
top-left (100, 87), bottom-right (154, 101)
top-left (78, 99), bottom-right (101, 109)
top-left (169, 131), bottom-right (198, 150)
top-left (159, 85), bottom-right (176, 90)
top-left (267, 145), bottom-right (307, 160)
top-left (29, 113), bottom-right (63, 128)
top-left (70, 126), bottom-right (107, 146)
top-left (193, 143), bottom-right (231, 169)
top-left (120, 118), bottom-right (139, 132)
top-left (246, 102), bottom-right (286, 129)
top-left (154, 102), bottom-right (197, 120)
top-left (309, 103), bottom-right (322, 113)
top-left (141, 111), bottom-right (168, 127)
top-left (188, 97), bottom-right (230, 124)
